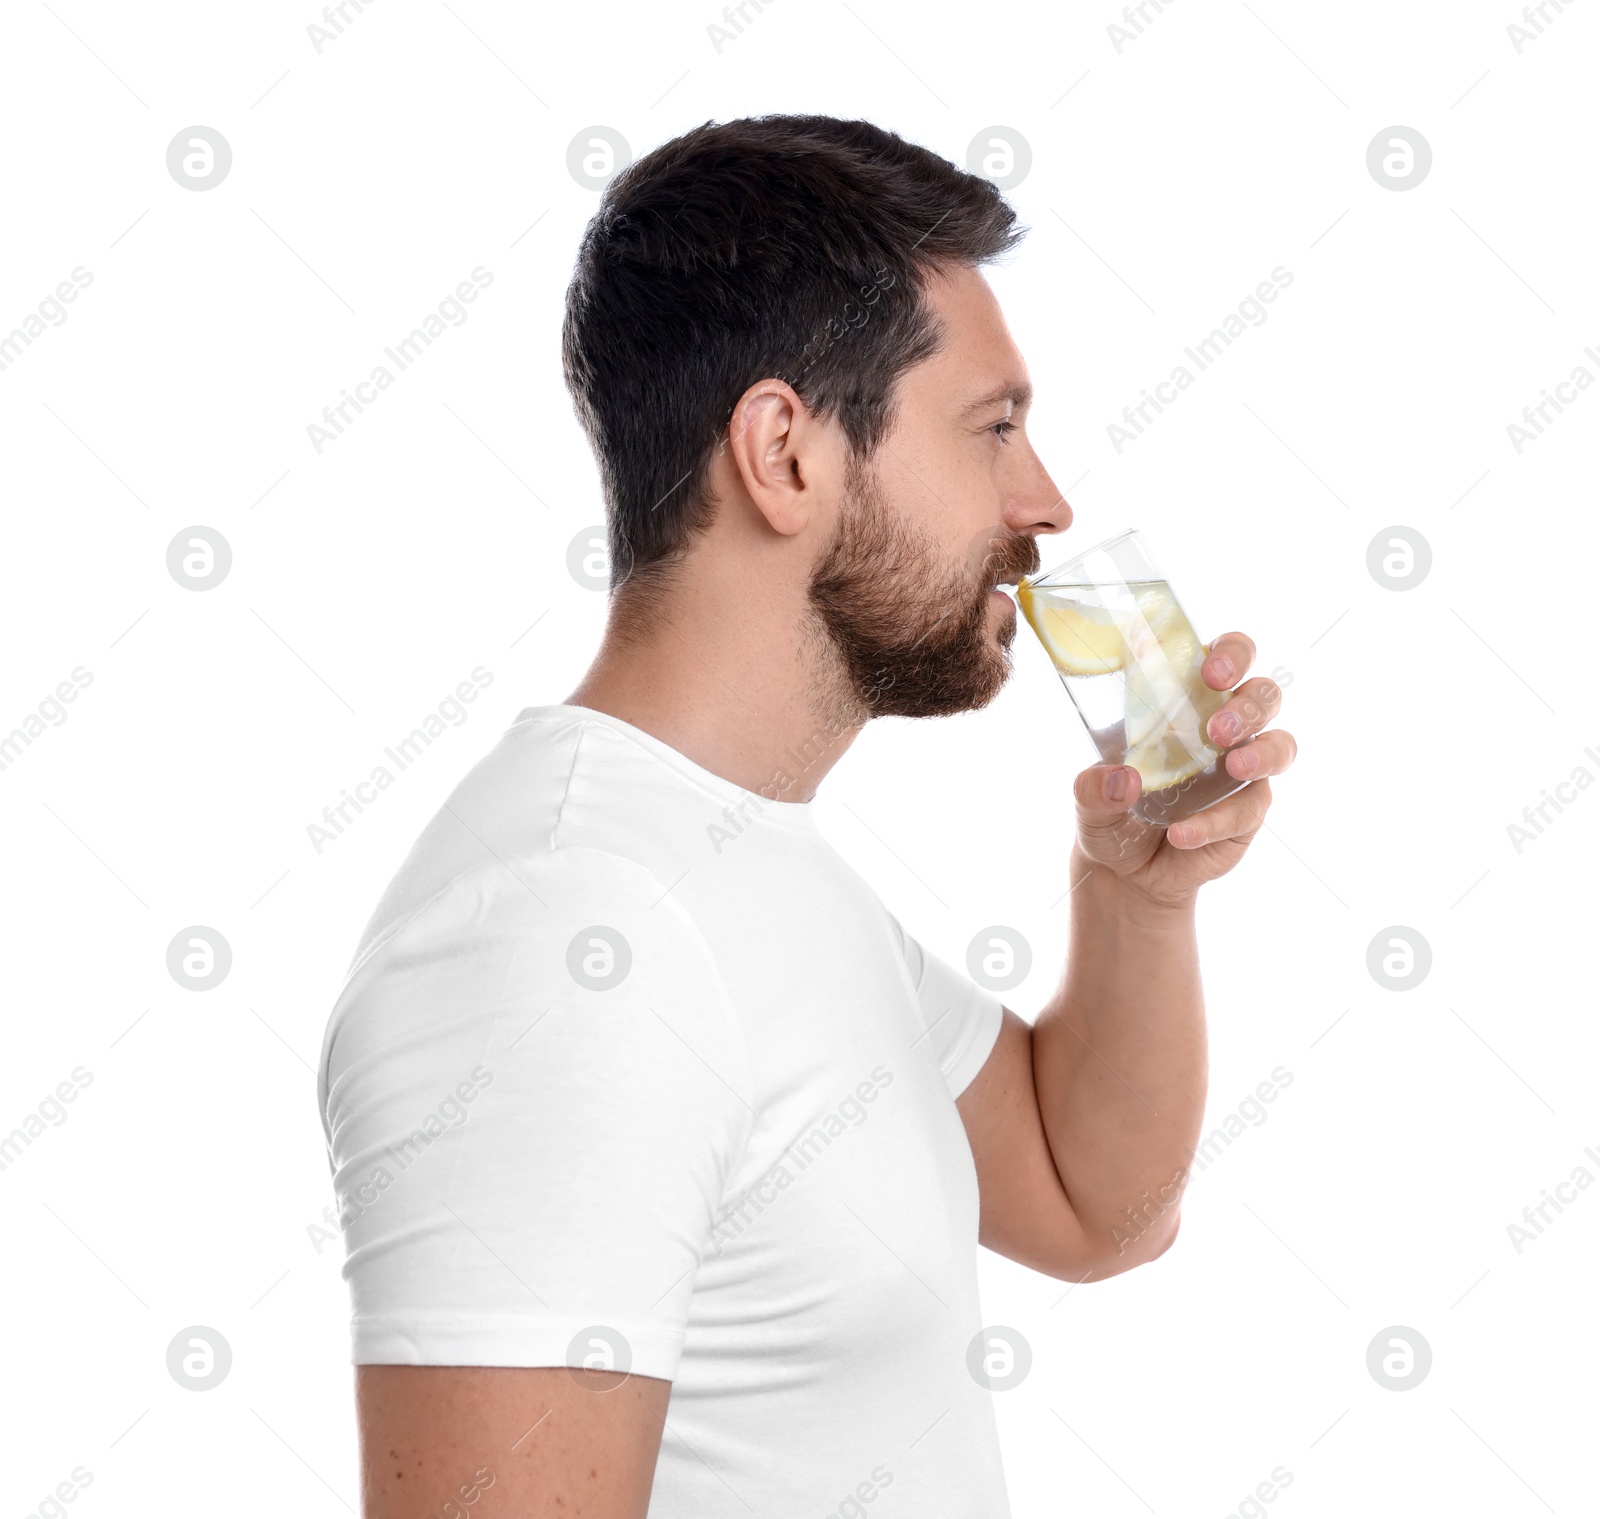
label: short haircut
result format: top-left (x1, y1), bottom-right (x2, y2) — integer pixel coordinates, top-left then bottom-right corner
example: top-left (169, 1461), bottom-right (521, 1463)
top-left (561, 114), bottom-right (1023, 592)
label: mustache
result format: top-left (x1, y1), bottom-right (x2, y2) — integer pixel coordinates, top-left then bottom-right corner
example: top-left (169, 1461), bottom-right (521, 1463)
top-left (969, 530), bottom-right (1040, 589)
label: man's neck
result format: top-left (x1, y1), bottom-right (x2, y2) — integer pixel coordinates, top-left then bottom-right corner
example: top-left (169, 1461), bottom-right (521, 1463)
top-left (564, 582), bottom-right (866, 803)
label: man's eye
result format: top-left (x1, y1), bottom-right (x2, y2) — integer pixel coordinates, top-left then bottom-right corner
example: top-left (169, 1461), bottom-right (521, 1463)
top-left (989, 420), bottom-right (1017, 441)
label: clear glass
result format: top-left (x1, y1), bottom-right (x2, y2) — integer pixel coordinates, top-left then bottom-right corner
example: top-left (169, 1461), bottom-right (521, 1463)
top-left (1016, 528), bottom-right (1252, 827)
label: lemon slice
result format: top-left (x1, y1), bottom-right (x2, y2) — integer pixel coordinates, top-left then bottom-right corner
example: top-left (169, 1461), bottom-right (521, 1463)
top-left (1020, 573), bottom-right (1231, 793)
top-left (1120, 590), bottom-right (1217, 744)
top-left (1119, 604), bottom-right (1188, 745)
top-left (1017, 579), bottom-right (1171, 675)
top-left (1124, 662), bottom-right (1185, 750)
top-left (1124, 727), bottom-right (1212, 792)
top-left (1017, 580), bottom-right (1127, 674)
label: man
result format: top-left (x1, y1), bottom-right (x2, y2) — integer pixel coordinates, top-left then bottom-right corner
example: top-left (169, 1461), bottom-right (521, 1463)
top-left (318, 114), bottom-right (1294, 1517)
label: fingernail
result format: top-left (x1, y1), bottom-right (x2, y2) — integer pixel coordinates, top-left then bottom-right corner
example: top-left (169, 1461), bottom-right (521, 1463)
top-left (1106, 767), bottom-right (1128, 802)
top-left (1209, 711), bottom-right (1241, 745)
top-left (1233, 747), bottom-right (1260, 776)
top-left (1170, 824), bottom-right (1193, 846)
top-left (1207, 655), bottom-right (1234, 685)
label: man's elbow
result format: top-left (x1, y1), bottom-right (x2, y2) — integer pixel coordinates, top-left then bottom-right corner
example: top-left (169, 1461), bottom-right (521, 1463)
top-left (1064, 1209), bottom-right (1183, 1284)
top-left (1148, 1212), bottom-right (1181, 1261)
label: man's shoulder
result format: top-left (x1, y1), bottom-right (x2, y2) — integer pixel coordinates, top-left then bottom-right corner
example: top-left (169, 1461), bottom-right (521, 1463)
top-left (348, 706), bottom-right (701, 959)
top-left (319, 755), bottom-right (741, 1126)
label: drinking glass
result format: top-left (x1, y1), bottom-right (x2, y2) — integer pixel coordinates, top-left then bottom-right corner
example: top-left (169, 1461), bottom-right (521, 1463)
top-left (1016, 528), bottom-right (1253, 827)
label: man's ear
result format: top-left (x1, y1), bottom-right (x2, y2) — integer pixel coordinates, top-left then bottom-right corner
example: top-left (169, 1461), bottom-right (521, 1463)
top-left (721, 380), bottom-right (827, 538)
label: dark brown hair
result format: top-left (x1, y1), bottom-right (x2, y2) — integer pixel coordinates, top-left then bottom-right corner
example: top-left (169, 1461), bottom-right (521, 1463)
top-left (561, 115), bottom-right (1023, 592)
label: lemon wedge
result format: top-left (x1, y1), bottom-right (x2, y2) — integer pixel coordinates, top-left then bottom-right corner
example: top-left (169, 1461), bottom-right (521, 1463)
top-left (1124, 661), bottom-right (1184, 750)
top-left (1017, 581), bottom-right (1130, 675)
top-left (1123, 728), bottom-right (1213, 792)
top-left (1019, 577), bottom-right (1229, 793)
top-left (1124, 624), bottom-right (1205, 749)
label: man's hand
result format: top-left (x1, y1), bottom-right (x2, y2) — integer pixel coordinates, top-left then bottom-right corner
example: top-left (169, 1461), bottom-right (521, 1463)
top-left (1071, 630), bottom-right (1296, 910)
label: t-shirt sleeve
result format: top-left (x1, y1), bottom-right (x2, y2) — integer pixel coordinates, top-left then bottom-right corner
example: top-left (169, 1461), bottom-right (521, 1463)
top-left (885, 914), bottom-right (1005, 1100)
top-left (319, 846), bottom-right (754, 1382)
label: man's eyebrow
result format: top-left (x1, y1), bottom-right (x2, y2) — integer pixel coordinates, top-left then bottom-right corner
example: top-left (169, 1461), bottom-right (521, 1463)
top-left (961, 380), bottom-right (1033, 416)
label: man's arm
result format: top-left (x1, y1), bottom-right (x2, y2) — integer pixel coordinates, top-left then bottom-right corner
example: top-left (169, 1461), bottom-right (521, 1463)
top-left (957, 632), bottom-right (1294, 1281)
top-left (356, 1365), bottom-right (670, 1518)
top-left (957, 872), bottom-right (1203, 1280)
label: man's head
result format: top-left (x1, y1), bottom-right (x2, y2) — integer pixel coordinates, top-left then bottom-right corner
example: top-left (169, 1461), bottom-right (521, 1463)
top-left (563, 114), bottom-right (1069, 720)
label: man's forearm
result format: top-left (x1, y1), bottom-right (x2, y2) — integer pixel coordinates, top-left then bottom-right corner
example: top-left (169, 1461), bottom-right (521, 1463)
top-left (1031, 848), bottom-right (1209, 1264)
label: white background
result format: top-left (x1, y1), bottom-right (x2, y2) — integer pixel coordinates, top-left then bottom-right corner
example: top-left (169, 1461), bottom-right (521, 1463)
top-left (2, 1), bottom-right (1596, 1515)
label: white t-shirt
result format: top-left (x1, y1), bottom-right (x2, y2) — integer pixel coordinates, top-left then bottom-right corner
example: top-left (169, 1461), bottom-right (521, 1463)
top-left (318, 704), bottom-right (1009, 1516)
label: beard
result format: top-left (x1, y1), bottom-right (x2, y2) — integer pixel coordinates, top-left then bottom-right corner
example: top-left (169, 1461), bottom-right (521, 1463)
top-left (804, 459), bottom-right (1040, 720)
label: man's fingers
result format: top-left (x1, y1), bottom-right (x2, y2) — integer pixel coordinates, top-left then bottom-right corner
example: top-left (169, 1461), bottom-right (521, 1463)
top-left (1073, 763), bottom-right (1158, 866)
top-left (1205, 680), bottom-right (1286, 748)
top-left (1074, 761), bottom-right (1142, 819)
top-left (1201, 632), bottom-right (1257, 690)
top-left (1220, 728), bottom-right (1297, 782)
top-left (1166, 778), bottom-right (1273, 849)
